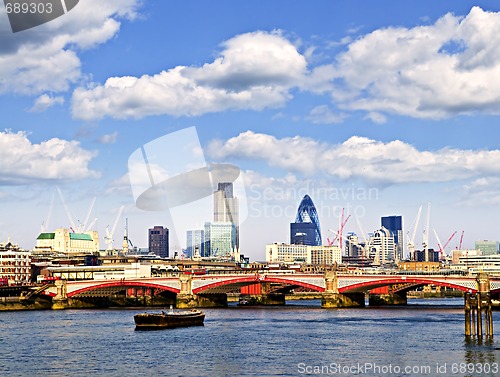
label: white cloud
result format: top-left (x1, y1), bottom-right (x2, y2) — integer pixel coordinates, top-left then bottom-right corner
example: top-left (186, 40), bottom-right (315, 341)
top-left (0, 130), bottom-right (99, 185)
top-left (29, 94), bottom-right (65, 112)
top-left (71, 31), bottom-right (308, 120)
top-left (0, 0), bottom-right (140, 95)
top-left (97, 131), bottom-right (118, 145)
top-left (207, 131), bottom-right (500, 185)
top-left (331, 6), bottom-right (500, 119)
top-left (307, 105), bottom-right (346, 124)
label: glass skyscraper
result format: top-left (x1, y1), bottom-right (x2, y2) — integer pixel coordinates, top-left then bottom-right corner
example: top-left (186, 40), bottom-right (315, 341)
top-left (290, 195), bottom-right (322, 246)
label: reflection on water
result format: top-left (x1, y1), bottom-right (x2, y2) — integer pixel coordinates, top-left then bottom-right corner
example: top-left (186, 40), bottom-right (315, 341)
top-left (0, 298), bottom-right (499, 376)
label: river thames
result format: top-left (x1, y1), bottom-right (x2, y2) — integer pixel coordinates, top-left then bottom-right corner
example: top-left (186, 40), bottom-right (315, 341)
top-left (1, 298), bottom-right (499, 376)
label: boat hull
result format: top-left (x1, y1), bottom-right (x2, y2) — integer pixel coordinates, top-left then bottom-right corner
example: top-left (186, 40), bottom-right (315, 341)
top-left (134, 310), bottom-right (205, 330)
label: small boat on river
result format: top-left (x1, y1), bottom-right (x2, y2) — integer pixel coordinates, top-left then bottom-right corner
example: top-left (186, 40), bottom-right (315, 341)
top-left (134, 307), bottom-right (205, 330)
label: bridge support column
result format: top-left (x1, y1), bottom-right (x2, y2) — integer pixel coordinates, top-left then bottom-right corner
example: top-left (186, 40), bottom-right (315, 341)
top-left (243, 293), bottom-right (286, 306)
top-left (52, 280), bottom-right (68, 310)
top-left (465, 273), bottom-right (493, 338)
top-left (321, 271), bottom-right (365, 308)
top-left (369, 286), bottom-right (407, 306)
top-left (176, 293), bottom-right (227, 308)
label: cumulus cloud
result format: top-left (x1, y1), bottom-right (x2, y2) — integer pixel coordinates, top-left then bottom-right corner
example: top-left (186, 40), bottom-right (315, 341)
top-left (72, 31), bottom-right (308, 120)
top-left (0, 0), bottom-right (140, 95)
top-left (29, 94), bottom-right (65, 112)
top-left (0, 130), bottom-right (99, 185)
top-left (207, 131), bottom-right (500, 185)
top-left (306, 105), bottom-right (346, 124)
top-left (331, 6), bottom-right (500, 119)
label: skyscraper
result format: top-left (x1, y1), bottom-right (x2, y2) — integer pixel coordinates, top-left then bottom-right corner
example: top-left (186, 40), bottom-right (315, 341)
top-left (148, 226), bottom-right (169, 258)
top-left (290, 195), bottom-right (322, 246)
top-left (213, 182), bottom-right (239, 249)
top-left (381, 215), bottom-right (403, 261)
top-left (186, 229), bottom-right (205, 258)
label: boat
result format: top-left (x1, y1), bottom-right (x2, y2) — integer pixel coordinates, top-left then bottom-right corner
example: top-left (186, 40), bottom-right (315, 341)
top-left (134, 307), bottom-right (205, 330)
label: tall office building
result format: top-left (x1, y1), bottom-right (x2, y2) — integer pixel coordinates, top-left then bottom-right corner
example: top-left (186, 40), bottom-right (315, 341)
top-left (475, 240), bottom-right (499, 256)
top-left (204, 221), bottom-right (236, 258)
top-left (186, 229), bottom-right (205, 258)
top-left (290, 195), bottom-right (322, 246)
top-left (368, 227), bottom-right (395, 265)
top-left (148, 226), bottom-right (169, 258)
top-left (381, 215), bottom-right (403, 261)
top-left (214, 182), bottom-right (239, 248)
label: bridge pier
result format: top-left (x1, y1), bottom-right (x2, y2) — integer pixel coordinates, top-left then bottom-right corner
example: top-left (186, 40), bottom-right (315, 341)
top-left (51, 280), bottom-right (69, 310)
top-left (369, 286), bottom-right (407, 306)
top-left (465, 273), bottom-right (493, 338)
top-left (321, 271), bottom-right (365, 308)
top-left (241, 293), bottom-right (286, 306)
top-left (176, 293), bottom-right (227, 308)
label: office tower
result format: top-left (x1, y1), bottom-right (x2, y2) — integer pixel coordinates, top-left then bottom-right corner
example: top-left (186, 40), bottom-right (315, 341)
top-left (475, 240), bottom-right (499, 256)
top-left (186, 229), bottom-right (205, 258)
top-left (290, 195), bottom-right (322, 246)
top-left (368, 227), bottom-right (396, 264)
top-left (214, 182), bottom-right (239, 248)
top-left (148, 226), bottom-right (169, 258)
top-left (381, 215), bottom-right (403, 261)
top-left (204, 221), bottom-right (236, 258)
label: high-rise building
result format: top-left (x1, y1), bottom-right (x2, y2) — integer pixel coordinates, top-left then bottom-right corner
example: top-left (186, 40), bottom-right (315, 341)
top-left (186, 229), bottom-right (205, 258)
top-left (368, 227), bottom-right (395, 264)
top-left (148, 226), bottom-right (169, 258)
top-left (213, 182), bottom-right (239, 248)
top-left (290, 195), bottom-right (322, 246)
top-left (475, 240), bottom-right (499, 256)
top-left (381, 215), bottom-right (403, 261)
top-left (204, 221), bottom-right (236, 258)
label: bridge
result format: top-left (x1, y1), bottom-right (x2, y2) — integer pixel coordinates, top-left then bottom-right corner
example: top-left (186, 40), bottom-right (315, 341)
top-left (42, 271), bottom-right (500, 309)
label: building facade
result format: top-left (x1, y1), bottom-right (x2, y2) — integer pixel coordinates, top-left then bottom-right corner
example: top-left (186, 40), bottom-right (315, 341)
top-left (266, 243), bottom-right (342, 265)
top-left (213, 182), bottom-right (239, 249)
top-left (148, 226), bottom-right (169, 258)
top-left (381, 215), bottom-right (403, 261)
top-left (474, 240), bottom-right (499, 256)
top-left (368, 227), bottom-right (395, 264)
top-left (290, 195), bottom-right (322, 246)
top-left (186, 229), bottom-right (205, 258)
top-left (34, 228), bottom-right (99, 255)
top-left (204, 221), bottom-right (236, 258)
top-left (0, 241), bottom-right (31, 284)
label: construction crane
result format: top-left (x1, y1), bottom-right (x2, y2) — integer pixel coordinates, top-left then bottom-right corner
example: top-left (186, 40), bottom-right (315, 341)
top-left (458, 230), bottom-right (465, 250)
top-left (104, 206), bottom-right (124, 251)
top-left (406, 205), bottom-right (422, 260)
top-left (327, 208), bottom-right (351, 251)
top-left (57, 186), bottom-right (77, 231)
top-left (433, 229), bottom-right (457, 260)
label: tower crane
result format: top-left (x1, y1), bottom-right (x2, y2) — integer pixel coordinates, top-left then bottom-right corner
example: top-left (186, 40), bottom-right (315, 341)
top-left (104, 206), bottom-right (124, 251)
top-left (406, 205), bottom-right (422, 260)
top-left (433, 229), bottom-right (457, 260)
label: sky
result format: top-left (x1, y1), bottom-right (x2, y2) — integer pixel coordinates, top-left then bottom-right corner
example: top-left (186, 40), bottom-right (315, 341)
top-left (1, 0), bottom-right (500, 260)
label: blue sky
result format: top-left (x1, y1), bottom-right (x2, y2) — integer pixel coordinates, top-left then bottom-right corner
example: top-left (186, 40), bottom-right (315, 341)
top-left (2, 0), bottom-right (500, 259)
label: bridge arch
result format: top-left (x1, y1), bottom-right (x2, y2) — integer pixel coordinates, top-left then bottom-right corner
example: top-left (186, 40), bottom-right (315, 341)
top-left (339, 277), bottom-right (476, 294)
top-left (67, 281), bottom-right (180, 298)
top-left (193, 275), bottom-right (325, 294)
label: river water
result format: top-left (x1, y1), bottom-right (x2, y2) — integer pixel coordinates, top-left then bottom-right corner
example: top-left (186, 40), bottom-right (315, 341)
top-left (1, 298), bottom-right (499, 377)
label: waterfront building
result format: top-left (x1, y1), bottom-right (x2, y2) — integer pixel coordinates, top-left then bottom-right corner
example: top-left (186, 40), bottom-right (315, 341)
top-left (474, 240), bottom-right (499, 256)
top-left (214, 182), bottom-right (239, 248)
top-left (451, 249), bottom-right (481, 264)
top-left (204, 221), bottom-right (236, 258)
top-left (381, 215), bottom-right (403, 261)
top-left (34, 228), bottom-right (99, 256)
top-left (290, 195), bottom-right (322, 246)
top-left (148, 226), bottom-right (169, 258)
top-left (368, 227), bottom-right (395, 264)
top-left (454, 254), bottom-right (500, 275)
top-left (0, 241), bottom-right (31, 284)
top-left (398, 261), bottom-right (441, 272)
top-left (266, 243), bottom-right (341, 265)
top-left (186, 229), bottom-right (205, 258)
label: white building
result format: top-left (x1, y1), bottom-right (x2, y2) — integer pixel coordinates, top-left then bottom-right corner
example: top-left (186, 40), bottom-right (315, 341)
top-left (34, 228), bottom-right (99, 255)
top-left (368, 227), bottom-right (395, 264)
top-left (266, 243), bottom-right (342, 265)
top-left (0, 241), bottom-right (31, 284)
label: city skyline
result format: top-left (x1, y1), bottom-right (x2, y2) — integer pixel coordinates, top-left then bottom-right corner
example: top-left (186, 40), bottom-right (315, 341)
top-left (2, 2), bottom-right (500, 260)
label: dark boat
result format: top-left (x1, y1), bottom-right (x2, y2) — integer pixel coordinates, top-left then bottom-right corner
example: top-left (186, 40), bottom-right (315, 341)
top-left (134, 308), bottom-right (205, 330)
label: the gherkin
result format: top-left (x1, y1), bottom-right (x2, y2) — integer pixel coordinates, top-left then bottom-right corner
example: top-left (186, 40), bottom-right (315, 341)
top-left (290, 195), bottom-right (322, 246)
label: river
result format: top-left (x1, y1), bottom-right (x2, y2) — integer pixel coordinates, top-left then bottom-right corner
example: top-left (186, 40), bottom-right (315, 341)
top-left (1, 298), bottom-right (499, 376)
